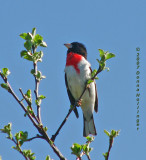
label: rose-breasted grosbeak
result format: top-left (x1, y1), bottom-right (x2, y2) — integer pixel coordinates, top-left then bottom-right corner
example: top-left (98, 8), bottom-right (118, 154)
top-left (64, 42), bottom-right (98, 137)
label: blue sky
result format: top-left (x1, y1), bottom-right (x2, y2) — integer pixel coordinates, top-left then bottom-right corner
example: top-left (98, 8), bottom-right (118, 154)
top-left (0, 0), bottom-right (146, 159)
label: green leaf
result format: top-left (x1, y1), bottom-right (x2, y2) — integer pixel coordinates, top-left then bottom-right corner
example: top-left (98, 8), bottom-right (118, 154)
top-left (91, 69), bottom-right (97, 78)
top-left (40, 41), bottom-right (47, 47)
top-left (23, 52), bottom-right (33, 61)
top-left (26, 33), bottom-right (33, 40)
top-left (23, 150), bottom-right (36, 160)
top-left (96, 58), bottom-right (100, 63)
top-left (86, 136), bottom-right (95, 143)
top-left (24, 40), bottom-right (32, 51)
top-left (97, 49), bottom-right (115, 73)
top-left (15, 132), bottom-right (21, 141)
top-left (22, 131), bottom-right (28, 140)
top-left (32, 51), bottom-right (43, 63)
top-left (12, 145), bottom-right (20, 151)
top-left (0, 123), bottom-right (12, 139)
top-left (82, 144), bottom-right (93, 156)
top-left (35, 99), bottom-right (41, 106)
top-left (20, 50), bottom-right (27, 57)
top-left (1, 83), bottom-right (9, 91)
top-left (2, 68), bottom-right (11, 77)
top-left (39, 95), bottom-right (46, 99)
top-left (20, 33), bottom-right (33, 40)
top-left (71, 143), bottom-right (83, 157)
top-left (25, 89), bottom-right (31, 98)
top-left (15, 131), bottom-right (28, 147)
top-left (105, 53), bottom-right (115, 60)
top-left (111, 130), bottom-right (116, 137)
top-left (15, 131), bottom-right (28, 146)
top-left (111, 130), bottom-right (120, 137)
top-left (24, 55), bottom-right (33, 61)
top-left (25, 90), bottom-right (32, 106)
top-left (24, 106), bottom-right (34, 116)
top-left (32, 28), bottom-right (36, 37)
top-left (35, 95), bottom-right (46, 106)
top-left (91, 69), bottom-right (98, 80)
top-left (31, 69), bottom-right (35, 75)
top-left (24, 112), bottom-right (28, 117)
top-left (104, 130), bottom-right (110, 137)
top-left (34, 34), bottom-right (43, 46)
top-left (36, 71), bottom-right (42, 80)
top-left (33, 71), bottom-right (46, 81)
top-left (45, 155), bottom-right (51, 160)
top-left (104, 129), bottom-right (120, 138)
top-left (96, 58), bottom-right (105, 70)
top-left (20, 33), bottom-right (28, 40)
top-left (17, 131), bottom-right (28, 141)
top-left (103, 152), bottom-right (108, 159)
top-left (9, 133), bottom-right (13, 139)
top-left (98, 49), bottom-right (105, 58)
top-left (99, 61), bottom-right (106, 69)
top-left (43, 127), bottom-right (48, 132)
top-left (87, 79), bottom-right (94, 84)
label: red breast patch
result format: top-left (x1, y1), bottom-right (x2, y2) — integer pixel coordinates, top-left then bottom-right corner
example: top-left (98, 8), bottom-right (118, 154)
top-left (66, 52), bottom-right (82, 74)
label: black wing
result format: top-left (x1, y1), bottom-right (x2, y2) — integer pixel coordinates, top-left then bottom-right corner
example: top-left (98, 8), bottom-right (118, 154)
top-left (65, 74), bottom-right (79, 118)
top-left (94, 82), bottom-right (98, 112)
top-left (89, 67), bottom-right (98, 112)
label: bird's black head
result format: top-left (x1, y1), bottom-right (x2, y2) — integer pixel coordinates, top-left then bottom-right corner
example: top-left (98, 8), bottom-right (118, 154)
top-left (64, 42), bottom-right (87, 59)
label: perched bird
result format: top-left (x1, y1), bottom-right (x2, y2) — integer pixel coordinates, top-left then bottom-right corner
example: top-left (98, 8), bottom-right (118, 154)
top-left (64, 42), bottom-right (98, 137)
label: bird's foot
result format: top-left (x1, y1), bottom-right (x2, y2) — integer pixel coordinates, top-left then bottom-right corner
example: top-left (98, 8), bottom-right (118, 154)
top-left (77, 99), bottom-right (82, 106)
top-left (86, 84), bottom-right (91, 88)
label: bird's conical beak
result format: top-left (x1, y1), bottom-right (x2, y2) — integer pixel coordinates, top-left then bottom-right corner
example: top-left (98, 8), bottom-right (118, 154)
top-left (64, 43), bottom-right (72, 49)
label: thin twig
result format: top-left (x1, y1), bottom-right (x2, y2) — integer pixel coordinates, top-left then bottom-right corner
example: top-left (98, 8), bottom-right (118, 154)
top-left (79, 151), bottom-right (84, 160)
top-left (86, 154), bottom-right (91, 160)
top-left (11, 138), bottom-right (28, 160)
top-left (106, 138), bottom-right (113, 160)
top-left (51, 107), bottom-right (73, 141)
top-left (24, 135), bottom-right (45, 142)
top-left (19, 88), bottom-right (31, 106)
top-left (32, 45), bottom-right (42, 124)
top-left (19, 88), bottom-right (40, 124)
top-left (33, 62), bottom-right (42, 124)
top-left (51, 65), bottom-right (102, 142)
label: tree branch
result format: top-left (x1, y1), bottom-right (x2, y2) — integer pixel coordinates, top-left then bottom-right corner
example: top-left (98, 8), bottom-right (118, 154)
top-left (0, 72), bottom-right (67, 160)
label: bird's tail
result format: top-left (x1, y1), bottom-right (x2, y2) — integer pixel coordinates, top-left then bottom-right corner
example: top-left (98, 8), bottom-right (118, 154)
top-left (83, 115), bottom-right (97, 137)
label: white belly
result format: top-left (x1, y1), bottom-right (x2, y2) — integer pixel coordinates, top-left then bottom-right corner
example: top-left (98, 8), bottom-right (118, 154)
top-left (65, 60), bottom-right (91, 100)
